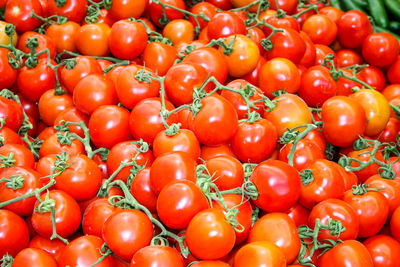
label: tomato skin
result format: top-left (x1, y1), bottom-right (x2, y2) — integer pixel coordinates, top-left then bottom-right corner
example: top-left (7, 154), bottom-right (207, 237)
top-left (359, 66), bottom-right (386, 92)
top-left (207, 11), bottom-right (246, 40)
top-left (0, 96), bottom-right (23, 132)
top-left (200, 144), bottom-right (236, 161)
top-left (0, 48), bottom-right (18, 89)
top-left (365, 175), bottom-right (400, 215)
top-left (0, 167), bottom-right (42, 216)
top-left (336, 49), bottom-right (364, 68)
top-left (150, 151), bottom-right (197, 194)
top-left (13, 247), bottom-right (58, 267)
top-left (284, 203), bottom-right (309, 227)
top-left (60, 56), bottom-right (103, 94)
top-left (259, 57), bottom-right (301, 98)
top-left (388, 57), bottom-right (400, 84)
top-left (73, 74), bottom-right (118, 115)
top-left (234, 241), bottom-right (286, 267)
top-left (319, 6), bottom-right (344, 23)
top-left (300, 159), bottom-right (345, 209)
top-left (279, 139), bottom-right (325, 171)
top-left (337, 10), bottom-right (373, 48)
top-left (250, 160), bottom-right (301, 212)
top-left (54, 107), bottom-right (89, 138)
top-left (108, 0), bottom-right (146, 20)
top-left (363, 235), bottom-right (400, 267)
top-left (231, 119), bottom-right (277, 163)
top-left (193, 94), bottom-right (238, 146)
top-left (248, 213), bottom-right (300, 264)
top-left (319, 240), bottom-right (373, 267)
top-left (189, 2), bottom-right (217, 29)
top-left (102, 209), bottom-right (153, 262)
top-left (28, 235), bottom-right (66, 261)
top-left (59, 235), bottom-right (115, 267)
top-left (89, 105), bottom-right (132, 149)
top-left (39, 89), bottom-right (74, 126)
top-left (32, 190), bottom-right (81, 238)
top-left (46, 21), bottom-right (80, 53)
top-left (163, 19), bottom-right (194, 45)
top-left (0, 210), bottom-right (29, 257)
top-left (4, 0), bottom-right (42, 32)
top-left (75, 23), bottom-right (110, 57)
top-left (391, 206), bottom-right (400, 242)
top-left (362, 33), bottom-right (399, 67)
top-left (153, 129), bottom-right (200, 160)
top-left (264, 93), bottom-right (312, 137)
top-left (39, 132), bottom-right (85, 158)
top-left (130, 246), bottom-right (185, 267)
top-left (17, 31), bottom-right (56, 59)
top-left (142, 42), bottom-right (178, 76)
top-left (130, 168), bottom-right (157, 212)
top-left (186, 208), bottom-right (236, 260)
top-left (149, 0), bottom-right (185, 27)
top-left (321, 96), bottom-right (367, 147)
top-left (298, 31), bottom-right (316, 68)
top-left (299, 65), bottom-right (337, 107)
top-left (241, 55), bottom-right (267, 87)
top-left (269, 0), bottom-right (297, 13)
top-left (157, 180), bottom-right (209, 229)
top-left (205, 156), bottom-right (243, 191)
top-left (302, 14), bottom-right (337, 45)
top-left (0, 144), bottom-right (34, 168)
top-left (191, 261), bottom-right (230, 267)
top-left (314, 44), bottom-right (336, 65)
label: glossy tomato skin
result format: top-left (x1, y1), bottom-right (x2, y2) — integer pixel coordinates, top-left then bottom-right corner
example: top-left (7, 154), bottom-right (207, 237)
top-left (0, 210), bottom-right (29, 257)
top-left (186, 208), bottom-right (236, 260)
top-left (248, 212), bottom-right (300, 264)
top-left (207, 11), bottom-right (246, 40)
top-left (284, 203), bottom-right (309, 227)
top-left (205, 156), bottom-right (244, 191)
top-left (149, 0), bottom-right (185, 28)
top-left (279, 139), bottom-right (325, 171)
top-left (31, 190), bottom-right (81, 238)
top-left (130, 246), bottom-right (185, 267)
top-left (59, 235), bottom-right (115, 267)
top-left (54, 107), bottom-right (89, 137)
top-left (0, 96), bottom-right (23, 132)
top-left (231, 119), bottom-right (277, 163)
top-left (17, 31), bottom-right (56, 59)
top-left (388, 57), bottom-right (400, 84)
top-left (364, 235), bottom-right (400, 267)
top-left (362, 33), bottom-right (399, 67)
top-left (157, 180), bottom-right (209, 229)
top-left (336, 49), bottom-right (364, 68)
top-left (390, 206), bottom-right (400, 241)
top-left (4, 0), bottom-right (42, 32)
top-left (109, 0), bottom-right (146, 20)
top-left (302, 14), bottom-right (337, 45)
top-left (366, 175), bottom-right (400, 215)
top-left (0, 144), bottom-right (34, 168)
top-left (322, 96), bottom-right (367, 147)
top-left (337, 10), bottom-right (373, 48)
top-left (234, 241), bottom-right (286, 267)
top-left (359, 66), bottom-right (386, 92)
top-left (28, 235), bottom-right (66, 261)
top-left (347, 148), bottom-right (384, 182)
top-left (38, 89), bottom-right (74, 126)
top-left (163, 19), bottom-right (194, 45)
top-left (0, 48), bottom-right (18, 89)
top-left (89, 105), bottom-right (132, 149)
top-left (250, 160), bottom-right (301, 212)
top-left (153, 129), bottom-right (200, 160)
top-left (193, 94), bottom-right (238, 146)
top-left (142, 42), bottom-right (178, 76)
top-left (13, 248), bottom-right (57, 267)
top-left (317, 240), bottom-right (373, 267)
top-left (102, 209), bottom-right (153, 262)
top-left (39, 132), bottom-right (85, 158)
top-left (46, 21), bottom-right (80, 53)
top-left (75, 23), bottom-right (110, 57)
top-left (47, 0), bottom-right (87, 22)
top-left (130, 168), bottom-right (158, 212)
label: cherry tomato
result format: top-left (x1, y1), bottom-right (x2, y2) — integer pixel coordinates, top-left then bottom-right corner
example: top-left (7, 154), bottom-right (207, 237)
top-left (153, 129), bottom-right (200, 160)
top-left (365, 175), bottom-right (400, 215)
top-left (0, 96), bottom-right (23, 132)
top-left (163, 19), bottom-right (194, 45)
top-left (189, 2), bottom-right (217, 29)
top-left (4, 0), bottom-right (42, 32)
top-left (28, 235), bottom-right (66, 261)
top-left (54, 107), bottom-right (89, 137)
top-left (0, 48), bottom-right (18, 89)
top-left (337, 10), bottom-right (373, 48)
top-left (130, 168), bottom-right (158, 212)
top-left (205, 156), bottom-right (244, 191)
top-left (130, 246), bottom-right (185, 267)
top-left (142, 42), bottom-right (178, 76)
top-left (207, 11), bottom-right (246, 40)
top-left (75, 23), bottom-right (110, 57)
top-left (17, 31), bottom-right (56, 59)
top-left (109, 0), bottom-right (146, 20)
top-left (0, 210), bottom-right (29, 257)
top-left (363, 235), bottom-right (400, 267)
top-left (279, 139), bottom-right (325, 171)
top-left (362, 33), bottom-right (399, 67)
top-left (13, 248), bottom-right (57, 267)
top-left (39, 89), bottom-right (74, 126)
top-left (388, 57), bottom-right (400, 84)
top-left (302, 14), bottom-right (337, 45)
top-left (234, 241), bottom-right (286, 267)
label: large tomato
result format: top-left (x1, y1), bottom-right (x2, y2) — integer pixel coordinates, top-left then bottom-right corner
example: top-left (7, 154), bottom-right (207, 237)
top-left (0, 210), bottom-right (29, 257)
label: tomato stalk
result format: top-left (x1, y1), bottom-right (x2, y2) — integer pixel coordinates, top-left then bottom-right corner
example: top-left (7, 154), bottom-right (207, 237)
top-left (0, 254), bottom-right (13, 267)
top-left (85, 0), bottom-right (112, 24)
top-left (87, 243), bottom-right (114, 267)
top-left (131, 18), bottom-right (172, 45)
top-left (0, 174), bottom-right (25, 190)
top-left (292, 0), bottom-right (328, 19)
top-left (351, 183), bottom-right (382, 195)
top-left (30, 10), bottom-right (68, 34)
top-left (106, 179), bottom-right (191, 258)
top-left (0, 153), bottom-right (16, 169)
top-left (228, 0), bottom-right (269, 26)
top-left (324, 143), bottom-right (336, 161)
top-left (0, 24), bottom-right (24, 69)
top-left (391, 103), bottom-right (400, 119)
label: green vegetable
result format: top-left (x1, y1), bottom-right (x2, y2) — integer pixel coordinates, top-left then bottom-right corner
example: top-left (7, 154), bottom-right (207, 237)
top-left (330, 0), bottom-right (343, 9)
top-left (389, 21), bottom-right (400, 32)
top-left (375, 25), bottom-right (400, 43)
top-left (383, 0), bottom-right (400, 19)
top-left (368, 0), bottom-right (389, 28)
top-left (341, 0), bottom-right (367, 12)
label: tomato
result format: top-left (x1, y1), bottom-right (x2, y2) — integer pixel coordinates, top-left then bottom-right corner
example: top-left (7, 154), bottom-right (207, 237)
top-left (0, 21), bottom-right (18, 46)
top-left (142, 42), bottom-right (178, 76)
top-left (130, 246), bottom-right (184, 267)
top-left (207, 11), bottom-right (245, 40)
top-left (0, 166), bottom-right (41, 216)
top-left (388, 57), bottom-right (400, 84)
top-left (364, 235), bottom-right (400, 267)
top-left (32, 190), bottom-right (81, 238)
top-left (248, 212), bottom-right (300, 264)
top-left (165, 62), bottom-right (210, 106)
top-left (391, 206), bottom-right (400, 242)
top-left (54, 107), bottom-right (89, 137)
top-left (264, 15), bottom-right (300, 36)
top-left (129, 97), bottom-right (178, 144)
top-left (0, 48), bottom-right (18, 89)
top-left (383, 84), bottom-right (400, 101)
top-left (279, 139), bottom-right (325, 171)
top-left (309, 199), bottom-right (359, 241)
top-left (163, 19), bottom-right (194, 45)
top-left (0, 143), bottom-right (34, 168)
top-left (362, 33), bottom-right (399, 67)
top-left (250, 160), bottom-right (301, 212)
top-left (17, 31), bottom-right (56, 59)
top-left (321, 96), bottom-right (367, 147)
top-left (298, 31), bottom-right (316, 68)
top-left (200, 143), bottom-right (236, 161)
top-left (0, 210), bottom-right (29, 257)
top-left (300, 159), bottom-right (345, 209)
top-left (102, 209), bottom-right (153, 262)
top-left (231, 119), bottom-right (277, 163)
top-left (336, 68), bottom-right (364, 96)
top-left (365, 175), bottom-right (400, 215)
top-left (109, 20), bottom-right (148, 60)
top-left (60, 56), bottom-right (103, 94)
top-left (337, 10), bottom-right (373, 48)
top-left (130, 168), bottom-right (158, 212)
top-left (28, 236), bottom-right (66, 261)
top-left (17, 59), bottom-right (56, 102)
top-left (192, 94), bottom-right (238, 146)
top-left (106, 140), bottom-right (154, 183)
top-left (284, 203), bottom-right (309, 227)
top-left (183, 47), bottom-right (228, 84)
top-left (89, 105), bottom-right (132, 149)
top-left (189, 2), bottom-right (217, 29)
top-left (302, 14), bottom-right (337, 45)
top-left (299, 66), bottom-right (337, 107)
top-left (349, 89), bottom-right (391, 137)
top-left (157, 180), bottom-right (209, 229)
top-left (318, 240), bottom-right (373, 267)
top-left (153, 129), bottom-right (200, 160)
top-left (75, 23), bottom-right (110, 57)
top-left (38, 89), bottom-right (73, 126)
top-left (205, 156), bottom-right (243, 190)
top-left (46, 21), bottom-right (80, 53)
top-left (319, 6), bottom-right (344, 23)
top-left (108, 0), bottom-right (146, 20)
top-left (59, 235), bottom-right (114, 267)
top-left (191, 261), bottom-right (230, 267)
top-left (0, 96), bottom-right (23, 132)
top-left (264, 93), bottom-right (312, 137)
top-left (150, 151), bottom-right (197, 194)
top-left (265, 28), bottom-right (306, 64)
top-left (13, 248), bottom-right (57, 267)
top-left (4, 0), bottom-right (42, 32)
top-left (336, 49), bottom-right (364, 68)
top-left (314, 44), bottom-right (336, 65)
top-left (269, 0), bottom-right (297, 13)
top-left (234, 241), bottom-right (286, 267)
top-left (186, 208), bottom-right (236, 260)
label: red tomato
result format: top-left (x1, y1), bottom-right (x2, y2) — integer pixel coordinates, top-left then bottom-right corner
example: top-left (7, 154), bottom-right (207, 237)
top-left (279, 139), bottom-right (325, 171)
top-left (319, 6), bottom-right (344, 23)
top-left (365, 175), bottom-right (400, 215)
top-left (299, 31), bottom-right (316, 67)
top-left (189, 2), bottom-right (217, 29)
top-left (0, 210), bottom-right (29, 257)
top-left (362, 33), bottom-right (399, 67)
top-left (130, 168), bottom-right (158, 212)
top-left (142, 42), bottom-right (178, 76)
top-left (359, 66), bottom-right (386, 92)
top-left (0, 143), bottom-right (34, 168)
top-left (0, 96), bottom-right (23, 132)
top-left (47, 0), bottom-right (86, 22)
top-left (284, 203), bottom-right (309, 227)
top-left (390, 206), bottom-right (400, 241)
top-left (336, 49), bottom-right (364, 67)
top-left (207, 11), bottom-right (246, 40)
top-left (337, 10), bottom-right (373, 48)
top-left (13, 248), bottom-right (57, 267)
top-left (75, 23), bottom-right (110, 57)
top-left (153, 129), bottom-right (200, 160)
top-left (302, 14), bottom-right (337, 45)
top-left (388, 56), bottom-right (400, 84)
top-left (0, 48), bottom-right (18, 89)
top-left (28, 235), bottom-right (66, 261)
top-left (234, 241), bottom-right (286, 267)
top-left (314, 44), bottom-right (336, 65)
top-left (130, 246), bottom-right (185, 267)
top-left (17, 31), bottom-right (56, 59)
top-left (347, 147), bottom-right (385, 182)
top-left (200, 143), bottom-right (236, 161)
top-left (39, 89), bottom-right (74, 126)
top-left (54, 107), bottom-right (89, 137)
top-left (109, 0), bottom-right (146, 20)
top-left (364, 235), bottom-right (400, 267)
top-left (205, 156), bottom-right (244, 191)
top-left (46, 21), bottom-right (80, 53)
top-left (4, 0), bottom-right (42, 32)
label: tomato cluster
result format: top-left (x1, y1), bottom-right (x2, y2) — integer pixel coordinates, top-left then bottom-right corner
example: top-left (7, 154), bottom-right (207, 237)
top-left (0, 0), bottom-right (400, 266)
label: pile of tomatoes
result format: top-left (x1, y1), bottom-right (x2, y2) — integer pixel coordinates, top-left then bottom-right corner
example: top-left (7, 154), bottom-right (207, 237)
top-left (0, 0), bottom-right (400, 266)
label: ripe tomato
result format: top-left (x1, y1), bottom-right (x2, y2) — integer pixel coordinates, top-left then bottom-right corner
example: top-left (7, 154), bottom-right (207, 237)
top-left (234, 241), bottom-right (286, 267)
top-left (47, 0), bottom-right (86, 22)
top-left (149, 0), bottom-right (185, 27)
top-left (13, 248), bottom-right (57, 267)
top-left (0, 143), bottom-right (34, 168)
top-left (163, 19), bottom-right (194, 45)
top-left (207, 11), bottom-right (246, 40)
top-left (364, 235), bottom-right (400, 267)
top-left (17, 31), bottom-right (56, 59)
top-left (38, 89), bottom-right (74, 126)
top-left (54, 107), bottom-right (89, 137)
top-left (189, 2), bottom-right (217, 29)
top-left (205, 156), bottom-right (243, 191)
top-left (319, 6), bottom-right (344, 23)
top-left (365, 175), bottom-right (400, 215)
top-left (248, 212), bottom-right (300, 264)
top-left (102, 209), bottom-right (153, 262)
top-left (0, 48), bottom-right (18, 89)
top-left (186, 208), bottom-right (236, 260)
top-left (75, 23), bottom-right (110, 57)
top-left (0, 96), bottom-right (23, 132)
top-left (130, 168), bottom-right (158, 212)
top-left (337, 10), bottom-right (373, 48)
top-left (31, 190), bottom-right (81, 238)
top-left (4, 0), bottom-right (42, 32)
top-left (279, 139), bottom-right (325, 171)
top-left (302, 14), bottom-right (337, 45)
top-left (46, 21), bottom-right (80, 53)
top-left (28, 235), bottom-right (66, 261)
top-left (59, 235), bottom-right (115, 267)
top-left (200, 143), bottom-right (236, 161)
top-left (314, 44), bottom-right (336, 65)
top-left (362, 33), bottom-right (399, 67)
top-left (359, 66), bottom-right (386, 92)
top-left (336, 49), bottom-right (364, 68)
top-left (388, 57), bottom-right (400, 84)
top-left (191, 261), bottom-right (230, 267)
top-left (109, 0), bottom-right (146, 20)
top-left (284, 203), bottom-right (309, 227)
top-left (153, 129), bottom-right (200, 160)
top-left (318, 240), bottom-right (373, 267)
top-left (142, 42), bottom-right (178, 76)
top-left (130, 246), bottom-right (185, 267)
top-left (0, 210), bottom-right (29, 257)
top-left (259, 57), bottom-right (300, 98)
top-left (390, 206), bottom-right (400, 241)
